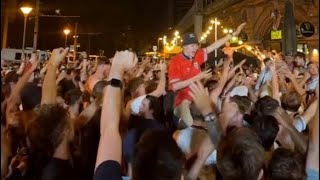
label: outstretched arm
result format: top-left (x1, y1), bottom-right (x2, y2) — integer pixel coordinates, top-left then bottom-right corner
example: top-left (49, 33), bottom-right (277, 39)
top-left (306, 85), bottom-right (319, 173)
top-left (170, 69), bottom-right (212, 91)
top-left (6, 54), bottom-right (39, 125)
top-left (41, 48), bottom-right (69, 105)
top-left (273, 107), bottom-right (308, 155)
top-left (206, 23), bottom-right (246, 53)
top-left (95, 51), bottom-right (138, 170)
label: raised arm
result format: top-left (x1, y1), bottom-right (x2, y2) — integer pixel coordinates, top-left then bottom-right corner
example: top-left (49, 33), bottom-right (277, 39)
top-left (95, 51), bottom-right (138, 170)
top-left (80, 58), bottom-right (88, 82)
top-left (6, 54), bottom-right (39, 125)
top-left (149, 63), bottom-right (167, 97)
top-left (227, 59), bottom-right (246, 80)
top-left (16, 61), bottom-right (26, 75)
top-left (187, 81), bottom-right (219, 179)
top-left (170, 69), bottom-right (212, 91)
top-left (73, 98), bottom-right (100, 130)
top-left (306, 85), bottom-right (319, 173)
top-left (298, 71), bottom-right (311, 88)
top-left (285, 71), bottom-right (307, 104)
top-left (41, 48), bottom-right (69, 105)
top-left (39, 62), bottom-right (48, 78)
top-left (273, 107), bottom-right (308, 155)
top-left (206, 23), bottom-right (246, 53)
top-left (233, 44), bottom-right (246, 50)
top-left (210, 58), bottom-right (231, 104)
top-left (270, 62), bottom-right (280, 103)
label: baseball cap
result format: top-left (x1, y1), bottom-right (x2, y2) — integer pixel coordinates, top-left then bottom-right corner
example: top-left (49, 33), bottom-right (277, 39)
top-left (182, 33), bottom-right (199, 46)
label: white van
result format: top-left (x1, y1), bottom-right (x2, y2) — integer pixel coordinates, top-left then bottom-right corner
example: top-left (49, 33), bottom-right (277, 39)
top-left (1, 48), bottom-right (50, 62)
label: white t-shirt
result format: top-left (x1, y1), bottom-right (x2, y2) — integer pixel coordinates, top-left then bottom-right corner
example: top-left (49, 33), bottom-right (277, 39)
top-left (293, 115), bottom-right (307, 132)
top-left (130, 95), bottom-right (147, 115)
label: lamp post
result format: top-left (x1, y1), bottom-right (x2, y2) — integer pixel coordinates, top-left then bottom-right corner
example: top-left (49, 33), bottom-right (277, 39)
top-left (20, 6), bottom-right (33, 59)
top-left (157, 38), bottom-right (163, 52)
top-left (63, 29), bottom-right (71, 48)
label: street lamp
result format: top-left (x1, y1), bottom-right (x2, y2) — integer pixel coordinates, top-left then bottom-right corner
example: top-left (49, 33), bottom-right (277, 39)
top-left (63, 29), bottom-right (71, 47)
top-left (20, 6), bottom-right (33, 59)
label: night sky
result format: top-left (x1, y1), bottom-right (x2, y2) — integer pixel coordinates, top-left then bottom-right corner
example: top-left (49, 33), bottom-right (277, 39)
top-left (4, 0), bottom-right (171, 57)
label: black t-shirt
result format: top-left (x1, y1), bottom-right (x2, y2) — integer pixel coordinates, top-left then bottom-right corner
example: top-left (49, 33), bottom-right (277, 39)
top-left (73, 108), bottom-right (101, 180)
top-left (94, 160), bottom-right (122, 180)
top-left (58, 78), bottom-right (76, 97)
top-left (41, 157), bottom-right (73, 180)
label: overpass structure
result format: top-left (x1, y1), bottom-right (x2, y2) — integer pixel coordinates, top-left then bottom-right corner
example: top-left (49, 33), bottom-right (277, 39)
top-left (174, 0), bottom-right (319, 54)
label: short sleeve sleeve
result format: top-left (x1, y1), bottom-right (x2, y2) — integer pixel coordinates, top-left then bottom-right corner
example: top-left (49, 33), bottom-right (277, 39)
top-left (195, 48), bottom-right (208, 65)
top-left (293, 116), bottom-right (307, 132)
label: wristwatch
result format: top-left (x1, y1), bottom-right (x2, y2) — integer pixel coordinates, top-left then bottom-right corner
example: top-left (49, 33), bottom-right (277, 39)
top-left (203, 112), bottom-right (216, 122)
top-left (106, 78), bottom-right (123, 89)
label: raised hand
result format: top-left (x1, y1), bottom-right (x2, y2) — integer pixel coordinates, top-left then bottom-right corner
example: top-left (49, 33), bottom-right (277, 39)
top-left (189, 81), bottom-right (213, 115)
top-left (197, 69), bottom-right (213, 81)
top-left (49, 48), bottom-right (69, 67)
top-left (233, 22), bottom-right (247, 36)
top-left (235, 59), bottom-right (247, 69)
top-left (29, 53), bottom-right (40, 72)
top-left (110, 50), bottom-right (138, 75)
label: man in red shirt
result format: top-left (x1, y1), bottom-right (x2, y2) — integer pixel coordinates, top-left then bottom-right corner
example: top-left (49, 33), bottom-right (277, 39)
top-left (168, 22), bottom-right (246, 127)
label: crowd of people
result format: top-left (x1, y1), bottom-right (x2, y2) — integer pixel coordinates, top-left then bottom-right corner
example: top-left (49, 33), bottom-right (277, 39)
top-left (1, 21), bottom-right (319, 180)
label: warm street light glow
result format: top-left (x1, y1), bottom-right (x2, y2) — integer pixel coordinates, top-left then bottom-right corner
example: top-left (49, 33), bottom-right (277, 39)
top-left (229, 29), bottom-right (233, 33)
top-left (223, 29), bottom-right (228, 34)
top-left (238, 40), bottom-right (243, 45)
top-left (158, 38), bottom-right (163, 40)
top-left (210, 20), bottom-right (215, 24)
top-left (163, 36), bottom-right (167, 39)
top-left (63, 29), bottom-right (71, 35)
top-left (206, 30), bottom-right (210, 34)
top-left (174, 31), bottom-right (179, 36)
top-left (203, 34), bottom-right (207, 38)
top-left (20, 7), bottom-right (33, 15)
top-left (246, 46), bottom-right (252, 51)
top-left (312, 49), bottom-right (318, 54)
top-left (216, 21), bottom-right (221, 25)
top-left (232, 36), bottom-right (237, 41)
top-left (209, 26), bottom-right (213, 30)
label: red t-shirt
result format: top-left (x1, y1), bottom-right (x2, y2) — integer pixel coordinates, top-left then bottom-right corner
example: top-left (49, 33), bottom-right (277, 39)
top-left (168, 48), bottom-right (207, 107)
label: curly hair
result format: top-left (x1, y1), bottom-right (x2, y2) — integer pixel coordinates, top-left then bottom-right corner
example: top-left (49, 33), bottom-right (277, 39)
top-left (27, 104), bottom-right (70, 155)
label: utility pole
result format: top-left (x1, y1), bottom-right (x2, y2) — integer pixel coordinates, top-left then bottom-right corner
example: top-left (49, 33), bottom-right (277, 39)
top-left (32, 0), bottom-right (40, 52)
top-left (73, 22), bottom-right (78, 60)
top-left (2, 2), bottom-right (9, 48)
